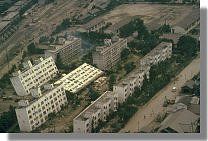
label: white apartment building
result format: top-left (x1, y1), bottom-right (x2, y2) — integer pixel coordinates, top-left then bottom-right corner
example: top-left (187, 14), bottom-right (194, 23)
top-left (139, 42), bottom-right (172, 66)
top-left (45, 36), bottom-right (82, 64)
top-left (54, 63), bottom-right (104, 93)
top-left (113, 65), bottom-right (150, 103)
top-left (73, 91), bottom-right (118, 133)
top-left (10, 57), bottom-right (58, 96)
top-left (92, 38), bottom-right (127, 70)
top-left (114, 42), bottom-right (172, 103)
top-left (15, 83), bottom-right (68, 132)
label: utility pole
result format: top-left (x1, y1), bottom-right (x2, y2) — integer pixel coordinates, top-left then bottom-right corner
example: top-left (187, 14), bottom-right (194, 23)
top-left (137, 120), bottom-right (140, 132)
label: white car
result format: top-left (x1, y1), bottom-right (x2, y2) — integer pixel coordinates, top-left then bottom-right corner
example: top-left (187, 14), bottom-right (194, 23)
top-left (172, 87), bottom-right (177, 92)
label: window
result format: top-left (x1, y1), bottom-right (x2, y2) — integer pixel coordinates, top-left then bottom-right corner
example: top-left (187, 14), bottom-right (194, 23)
top-left (28, 110), bottom-right (31, 114)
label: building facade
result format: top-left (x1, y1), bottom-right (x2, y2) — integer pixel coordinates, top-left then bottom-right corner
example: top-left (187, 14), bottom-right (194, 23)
top-left (92, 38), bottom-right (127, 70)
top-left (73, 91), bottom-right (118, 133)
top-left (139, 42), bottom-right (172, 66)
top-left (10, 57), bottom-right (59, 96)
top-left (114, 42), bottom-right (172, 103)
top-left (16, 84), bottom-right (68, 132)
top-left (81, 18), bottom-right (107, 33)
top-left (45, 36), bottom-right (82, 64)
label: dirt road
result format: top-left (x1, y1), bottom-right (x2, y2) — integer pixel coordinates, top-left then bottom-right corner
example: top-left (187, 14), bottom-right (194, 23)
top-left (120, 56), bottom-right (200, 133)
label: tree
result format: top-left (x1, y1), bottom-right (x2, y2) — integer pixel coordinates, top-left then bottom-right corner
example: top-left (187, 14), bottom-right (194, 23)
top-left (121, 48), bottom-right (130, 60)
top-left (0, 106), bottom-right (17, 132)
top-left (27, 42), bottom-right (44, 55)
top-left (176, 35), bottom-right (199, 58)
top-left (88, 86), bottom-right (100, 101)
top-left (124, 62), bottom-right (136, 74)
top-left (52, 18), bottom-right (71, 35)
top-left (109, 74), bottom-right (116, 90)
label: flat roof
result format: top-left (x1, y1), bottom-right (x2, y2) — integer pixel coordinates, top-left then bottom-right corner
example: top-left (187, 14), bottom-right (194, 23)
top-left (2, 11), bottom-right (19, 21)
top-left (54, 63), bottom-right (104, 93)
top-left (0, 21), bottom-right (10, 31)
top-left (47, 37), bottom-right (80, 52)
top-left (6, 5), bottom-right (21, 12)
top-left (74, 91), bottom-right (114, 121)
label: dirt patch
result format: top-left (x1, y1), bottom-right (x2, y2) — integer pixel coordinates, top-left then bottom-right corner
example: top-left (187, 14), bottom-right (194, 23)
top-left (102, 4), bottom-right (193, 26)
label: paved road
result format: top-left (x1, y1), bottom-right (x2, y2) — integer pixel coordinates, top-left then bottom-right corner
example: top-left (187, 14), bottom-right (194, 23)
top-left (120, 56), bottom-right (200, 133)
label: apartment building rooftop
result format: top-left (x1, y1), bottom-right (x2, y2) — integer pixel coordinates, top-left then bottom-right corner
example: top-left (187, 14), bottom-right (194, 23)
top-left (54, 63), bottom-right (104, 93)
top-left (142, 42), bottom-right (172, 59)
top-left (48, 36), bottom-right (81, 52)
top-left (2, 11), bottom-right (19, 21)
top-left (74, 91), bottom-right (114, 121)
top-left (6, 5), bottom-right (21, 12)
top-left (0, 21), bottom-right (10, 31)
top-left (95, 38), bottom-right (125, 53)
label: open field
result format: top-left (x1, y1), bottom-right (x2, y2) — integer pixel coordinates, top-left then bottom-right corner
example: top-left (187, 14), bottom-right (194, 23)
top-left (102, 4), bottom-right (196, 29)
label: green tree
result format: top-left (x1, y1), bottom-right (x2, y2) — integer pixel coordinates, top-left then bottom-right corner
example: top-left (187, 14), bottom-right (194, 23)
top-left (27, 42), bottom-right (44, 55)
top-left (124, 62), bottom-right (136, 74)
top-left (109, 74), bottom-right (116, 90)
top-left (121, 48), bottom-right (130, 60)
top-left (88, 86), bottom-right (100, 101)
top-left (176, 35), bottom-right (199, 58)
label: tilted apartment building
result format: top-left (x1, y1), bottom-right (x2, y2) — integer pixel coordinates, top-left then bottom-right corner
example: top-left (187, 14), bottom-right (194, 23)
top-left (16, 83), bottom-right (68, 132)
top-left (92, 38), bottom-right (127, 70)
top-left (10, 57), bottom-right (58, 96)
top-left (73, 91), bottom-right (118, 133)
top-left (54, 63), bottom-right (104, 93)
top-left (45, 36), bottom-right (82, 64)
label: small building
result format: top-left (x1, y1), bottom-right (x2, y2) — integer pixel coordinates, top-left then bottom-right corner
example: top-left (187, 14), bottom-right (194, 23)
top-left (175, 95), bottom-right (200, 115)
top-left (80, 18), bottom-right (107, 33)
top-left (181, 80), bottom-right (195, 94)
top-left (158, 109), bottom-right (199, 133)
top-left (166, 103), bottom-right (187, 114)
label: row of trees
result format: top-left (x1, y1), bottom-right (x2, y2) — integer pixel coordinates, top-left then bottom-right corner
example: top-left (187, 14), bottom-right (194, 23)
top-left (119, 18), bottom-right (149, 39)
top-left (79, 32), bottom-right (112, 46)
top-left (27, 42), bottom-right (44, 55)
top-left (0, 106), bottom-right (18, 132)
top-left (52, 18), bottom-right (71, 35)
top-left (0, 65), bottom-right (16, 89)
top-left (0, 0), bottom-right (19, 13)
